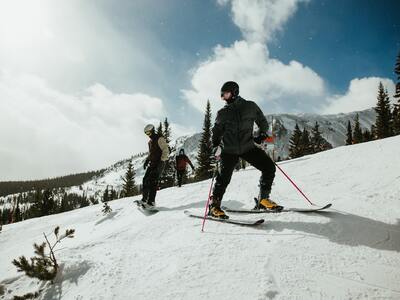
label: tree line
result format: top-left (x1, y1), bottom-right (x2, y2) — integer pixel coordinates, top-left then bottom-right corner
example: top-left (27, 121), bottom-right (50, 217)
top-left (290, 51), bottom-right (400, 157)
top-left (344, 52), bottom-right (400, 145)
top-left (288, 122), bottom-right (333, 159)
top-left (1, 189), bottom-right (97, 225)
top-left (0, 170), bottom-right (105, 197)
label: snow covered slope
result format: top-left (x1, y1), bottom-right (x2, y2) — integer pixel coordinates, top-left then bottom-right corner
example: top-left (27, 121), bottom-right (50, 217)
top-left (1, 136), bottom-right (399, 300)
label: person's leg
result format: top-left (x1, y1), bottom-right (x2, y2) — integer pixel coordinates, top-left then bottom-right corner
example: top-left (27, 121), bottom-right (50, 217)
top-left (141, 167), bottom-right (152, 202)
top-left (212, 152), bottom-right (239, 208)
top-left (177, 170), bottom-right (183, 187)
top-left (241, 147), bottom-right (279, 209)
top-left (147, 166), bottom-right (161, 205)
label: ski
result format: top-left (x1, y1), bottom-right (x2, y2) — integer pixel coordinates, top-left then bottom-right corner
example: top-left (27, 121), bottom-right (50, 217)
top-left (184, 210), bottom-right (264, 226)
top-left (222, 203), bottom-right (332, 214)
top-left (134, 200), bottom-right (159, 214)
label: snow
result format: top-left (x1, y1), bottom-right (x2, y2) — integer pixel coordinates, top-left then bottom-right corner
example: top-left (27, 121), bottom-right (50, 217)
top-left (1, 136), bottom-right (400, 299)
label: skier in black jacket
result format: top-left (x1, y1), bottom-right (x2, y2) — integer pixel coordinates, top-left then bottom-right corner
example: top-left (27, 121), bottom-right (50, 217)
top-left (209, 81), bottom-right (281, 219)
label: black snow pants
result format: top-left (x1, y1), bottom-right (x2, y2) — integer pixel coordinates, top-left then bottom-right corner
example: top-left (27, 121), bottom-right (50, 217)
top-left (177, 169), bottom-right (185, 187)
top-left (212, 147), bottom-right (275, 207)
top-left (142, 163), bottom-right (163, 205)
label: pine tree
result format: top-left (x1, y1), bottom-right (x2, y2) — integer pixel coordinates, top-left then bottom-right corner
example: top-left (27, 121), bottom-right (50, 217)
top-left (102, 197), bottom-right (112, 215)
top-left (310, 121), bottom-right (332, 153)
top-left (30, 189), bottom-right (42, 218)
top-left (110, 188), bottom-right (117, 200)
top-left (14, 201), bottom-right (22, 222)
top-left (393, 105), bottom-right (400, 135)
top-left (370, 124), bottom-right (377, 140)
top-left (346, 120), bottom-right (353, 145)
top-left (300, 127), bottom-right (312, 156)
top-left (362, 128), bottom-right (372, 142)
top-left (103, 186), bottom-right (110, 202)
top-left (157, 122), bottom-right (163, 136)
top-left (12, 226), bottom-right (75, 299)
top-left (78, 196), bottom-right (90, 208)
top-left (163, 118), bottom-right (171, 145)
top-left (195, 100), bottom-right (213, 180)
top-left (310, 122), bottom-right (322, 153)
top-left (289, 123), bottom-right (303, 159)
top-left (159, 118), bottom-right (175, 188)
top-left (395, 51), bottom-right (400, 100)
top-left (352, 113), bottom-right (363, 144)
top-left (42, 189), bottom-right (56, 216)
top-left (374, 82), bottom-right (392, 139)
top-left (28, 189), bottom-right (55, 218)
top-left (393, 51), bottom-right (400, 135)
top-left (1, 208), bottom-right (9, 225)
top-left (12, 226), bottom-right (75, 281)
top-left (122, 160), bottom-right (137, 197)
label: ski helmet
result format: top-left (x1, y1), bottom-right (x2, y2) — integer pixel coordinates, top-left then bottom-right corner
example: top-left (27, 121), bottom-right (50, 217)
top-left (221, 81), bottom-right (239, 98)
top-left (144, 124), bottom-right (155, 136)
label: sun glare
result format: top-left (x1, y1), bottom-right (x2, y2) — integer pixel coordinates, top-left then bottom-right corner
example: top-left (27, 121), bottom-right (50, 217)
top-left (0, 0), bottom-right (52, 48)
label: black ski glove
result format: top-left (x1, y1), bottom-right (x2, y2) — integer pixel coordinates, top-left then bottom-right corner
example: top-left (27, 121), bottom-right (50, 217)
top-left (254, 132), bottom-right (268, 144)
top-left (144, 159), bottom-right (150, 170)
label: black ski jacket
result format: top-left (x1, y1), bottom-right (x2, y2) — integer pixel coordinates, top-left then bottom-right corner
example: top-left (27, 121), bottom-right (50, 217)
top-left (212, 96), bottom-right (268, 155)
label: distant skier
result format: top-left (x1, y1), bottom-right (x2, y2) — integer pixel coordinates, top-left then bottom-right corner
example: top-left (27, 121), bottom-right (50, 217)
top-left (209, 81), bottom-right (282, 219)
top-left (141, 124), bottom-right (170, 206)
top-left (175, 149), bottom-right (195, 187)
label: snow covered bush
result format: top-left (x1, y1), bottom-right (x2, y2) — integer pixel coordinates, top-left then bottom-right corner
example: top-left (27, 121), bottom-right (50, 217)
top-left (11, 226), bottom-right (75, 299)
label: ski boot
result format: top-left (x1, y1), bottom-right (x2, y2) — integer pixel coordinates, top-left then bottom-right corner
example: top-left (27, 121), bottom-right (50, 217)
top-left (209, 206), bottom-right (229, 219)
top-left (208, 196), bottom-right (229, 219)
top-left (254, 197), bottom-right (283, 212)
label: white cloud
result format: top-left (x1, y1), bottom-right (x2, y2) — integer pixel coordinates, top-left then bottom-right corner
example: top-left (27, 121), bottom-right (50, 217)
top-left (0, 0), bottom-right (166, 94)
top-left (0, 72), bottom-right (165, 180)
top-left (183, 0), bottom-right (323, 113)
top-left (182, 41), bottom-right (325, 113)
top-left (184, 0), bottom-right (394, 116)
top-left (322, 77), bottom-right (396, 114)
top-left (218, 0), bottom-right (309, 43)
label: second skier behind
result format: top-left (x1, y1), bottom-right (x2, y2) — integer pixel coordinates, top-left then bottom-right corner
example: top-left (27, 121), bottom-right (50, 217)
top-left (175, 149), bottom-right (195, 187)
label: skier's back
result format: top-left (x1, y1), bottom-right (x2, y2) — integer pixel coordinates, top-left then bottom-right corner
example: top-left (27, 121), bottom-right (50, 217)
top-left (175, 149), bottom-right (194, 187)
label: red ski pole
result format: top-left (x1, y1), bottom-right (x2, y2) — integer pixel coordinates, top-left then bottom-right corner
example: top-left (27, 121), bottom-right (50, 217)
top-left (201, 162), bottom-right (219, 232)
top-left (274, 162), bottom-right (315, 206)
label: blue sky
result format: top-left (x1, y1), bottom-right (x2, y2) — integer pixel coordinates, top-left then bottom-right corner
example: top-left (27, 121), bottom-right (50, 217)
top-left (267, 0), bottom-right (399, 93)
top-left (95, 0), bottom-right (399, 93)
top-left (0, 0), bottom-right (398, 179)
top-left (89, 0), bottom-right (399, 125)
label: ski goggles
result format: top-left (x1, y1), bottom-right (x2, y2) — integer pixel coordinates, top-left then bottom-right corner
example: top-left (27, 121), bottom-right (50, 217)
top-left (145, 130), bottom-right (152, 136)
